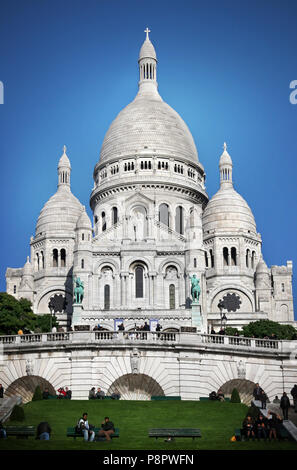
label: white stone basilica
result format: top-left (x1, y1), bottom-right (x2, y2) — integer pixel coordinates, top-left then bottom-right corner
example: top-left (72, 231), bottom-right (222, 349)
top-left (6, 30), bottom-right (295, 333)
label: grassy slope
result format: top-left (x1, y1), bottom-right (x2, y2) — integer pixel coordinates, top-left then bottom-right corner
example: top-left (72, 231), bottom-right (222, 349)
top-left (0, 400), bottom-right (296, 450)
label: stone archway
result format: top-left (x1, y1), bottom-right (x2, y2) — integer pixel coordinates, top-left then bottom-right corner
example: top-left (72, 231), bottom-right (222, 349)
top-left (220, 379), bottom-right (262, 405)
top-left (5, 376), bottom-right (56, 404)
top-left (107, 374), bottom-right (164, 400)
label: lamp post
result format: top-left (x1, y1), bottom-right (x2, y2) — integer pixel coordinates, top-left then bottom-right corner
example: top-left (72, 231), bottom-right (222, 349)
top-left (218, 299), bottom-right (227, 332)
top-left (48, 299), bottom-right (54, 332)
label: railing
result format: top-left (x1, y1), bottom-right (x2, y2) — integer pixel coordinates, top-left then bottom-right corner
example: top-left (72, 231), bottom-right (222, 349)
top-left (0, 332), bottom-right (283, 351)
top-left (94, 331), bottom-right (177, 342)
top-left (46, 332), bottom-right (70, 342)
top-left (201, 334), bottom-right (279, 350)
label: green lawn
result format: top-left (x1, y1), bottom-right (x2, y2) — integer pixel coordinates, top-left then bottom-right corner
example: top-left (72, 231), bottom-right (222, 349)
top-left (0, 400), bottom-right (296, 450)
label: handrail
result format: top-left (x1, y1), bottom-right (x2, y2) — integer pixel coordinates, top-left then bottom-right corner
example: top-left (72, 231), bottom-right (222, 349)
top-left (0, 331), bottom-right (286, 351)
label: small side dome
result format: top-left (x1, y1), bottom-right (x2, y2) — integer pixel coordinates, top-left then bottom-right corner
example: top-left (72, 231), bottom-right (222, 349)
top-left (203, 143), bottom-right (257, 234)
top-left (35, 147), bottom-right (83, 237)
top-left (76, 207), bottom-right (92, 230)
top-left (256, 256), bottom-right (269, 274)
top-left (23, 256), bottom-right (33, 275)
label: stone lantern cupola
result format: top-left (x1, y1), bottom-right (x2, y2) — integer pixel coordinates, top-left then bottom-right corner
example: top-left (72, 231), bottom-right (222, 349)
top-left (58, 145), bottom-right (71, 189)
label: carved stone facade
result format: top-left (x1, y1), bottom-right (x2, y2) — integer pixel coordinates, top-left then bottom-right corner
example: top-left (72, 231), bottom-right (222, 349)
top-left (5, 32), bottom-right (295, 331)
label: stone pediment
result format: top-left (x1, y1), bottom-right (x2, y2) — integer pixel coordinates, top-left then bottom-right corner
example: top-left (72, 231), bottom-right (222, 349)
top-left (124, 190), bottom-right (154, 208)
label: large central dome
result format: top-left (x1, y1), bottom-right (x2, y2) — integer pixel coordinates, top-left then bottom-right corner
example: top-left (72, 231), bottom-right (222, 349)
top-left (98, 30), bottom-right (199, 165)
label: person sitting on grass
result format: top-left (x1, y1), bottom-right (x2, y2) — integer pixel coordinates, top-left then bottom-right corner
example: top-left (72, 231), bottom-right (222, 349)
top-left (217, 389), bottom-right (225, 401)
top-left (242, 415), bottom-right (255, 441)
top-left (76, 413), bottom-right (95, 442)
top-left (65, 387), bottom-right (72, 399)
top-left (111, 389), bottom-right (121, 400)
top-left (96, 387), bottom-right (105, 399)
top-left (42, 388), bottom-right (50, 399)
top-left (254, 413), bottom-right (268, 440)
top-left (98, 416), bottom-right (115, 441)
top-left (57, 387), bottom-right (66, 398)
top-left (89, 387), bottom-right (96, 399)
top-left (267, 411), bottom-right (283, 441)
top-left (36, 421), bottom-right (51, 440)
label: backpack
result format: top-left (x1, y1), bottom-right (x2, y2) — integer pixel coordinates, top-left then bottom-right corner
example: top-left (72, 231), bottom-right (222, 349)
top-left (75, 419), bottom-right (85, 434)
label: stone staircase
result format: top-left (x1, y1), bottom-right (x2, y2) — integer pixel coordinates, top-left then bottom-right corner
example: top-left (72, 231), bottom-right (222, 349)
top-left (0, 396), bottom-right (22, 423)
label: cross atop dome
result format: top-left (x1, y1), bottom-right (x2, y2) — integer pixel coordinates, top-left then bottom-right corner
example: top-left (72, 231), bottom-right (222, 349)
top-left (144, 27), bottom-right (151, 40)
top-left (223, 142), bottom-right (227, 151)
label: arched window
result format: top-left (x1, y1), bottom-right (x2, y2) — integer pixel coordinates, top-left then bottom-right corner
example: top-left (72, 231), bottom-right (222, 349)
top-left (112, 207), bottom-right (118, 225)
top-left (194, 258), bottom-right (197, 268)
top-left (40, 251), bottom-right (44, 269)
top-left (231, 247), bottom-right (237, 266)
top-left (223, 247), bottom-right (229, 266)
top-left (282, 283), bottom-right (285, 293)
top-left (135, 266), bottom-right (144, 298)
top-left (104, 284), bottom-right (110, 310)
top-left (205, 252), bottom-right (209, 268)
top-left (246, 249), bottom-right (250, 268)
top-left (81, 259), bottom-right (84, 269)
top-left (13, 285), bottom-right (17, 294)
top-left (61, 249), bottom-right (66, 268)
top-left (53, 249), bottom-right (58, 268)
top-left (175, 206), bottom-right (184, 234)
top-left (210, 249), bottom-right (214, 268)
top-left (159, 203), bottom-right (169, 227)
top-left (251, 251), bottom-right (256, 269)
top-left (190, 207), bottom-right (195, 226)
top-left (36, 252), bottom-right (40, 271)
top-left (102, 212), bottom-right (106, 232)
top-left (169, 284), bottom-right (175, 309)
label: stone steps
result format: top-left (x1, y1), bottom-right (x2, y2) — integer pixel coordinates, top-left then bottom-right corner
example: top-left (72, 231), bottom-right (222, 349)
top-left (252, 399), bottom-right (297, 442)
top-left (0, 396), bottom-right (22, 423)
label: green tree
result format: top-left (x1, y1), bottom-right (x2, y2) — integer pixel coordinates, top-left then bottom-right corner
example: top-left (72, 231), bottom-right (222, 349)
top-left (242, 319), bottom-right (297, 340)
top-left (0, 293), bottom-right (59, 335)
top-left (0, 293), bottom-right (35, 335)
top-left (32, 385), bottom-right (43, 401)
top-left (34, 314), bottom-right (59, 333)
top-left (231, 388), bottom-right (241, 403)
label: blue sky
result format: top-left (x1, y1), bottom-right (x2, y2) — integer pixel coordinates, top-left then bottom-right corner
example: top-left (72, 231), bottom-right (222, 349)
top-left (0, 0), bottom-right (296, 317)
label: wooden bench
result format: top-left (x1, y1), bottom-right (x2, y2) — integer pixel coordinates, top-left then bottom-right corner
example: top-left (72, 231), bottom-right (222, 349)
top-left (5, 426), bottom-right (35, 439)
top-left (199, 397), bottom-right (231, 402)
top-left (66, 426), bottom-right (120, 439)
top-left (149, 428), bottom-right (201, 440)
top-left (88, 396), bottom-right (113, 400)
top-left (151, 396), bottom-right (181, 401)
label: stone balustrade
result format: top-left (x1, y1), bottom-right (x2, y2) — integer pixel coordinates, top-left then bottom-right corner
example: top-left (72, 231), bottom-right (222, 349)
top-left (0, 331), bottom-right (289, 352)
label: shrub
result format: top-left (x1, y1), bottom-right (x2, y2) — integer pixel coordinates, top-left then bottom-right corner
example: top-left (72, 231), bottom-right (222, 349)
top-left (231, 388), bottom-right (241, 403)
top-left (32, 385), bottom-right (43, 401)
top-left (225, 327), bottom-right (241, 337)
top-left (246, 405), bottom-right (260, 419)
top-left (10, 404), bottom-right (25, 422)
top-left (242, 319), bottom-right (297, 340)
